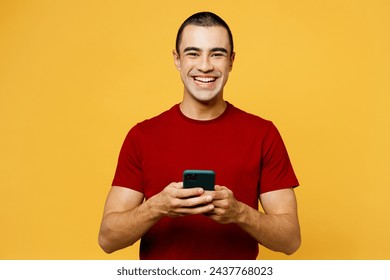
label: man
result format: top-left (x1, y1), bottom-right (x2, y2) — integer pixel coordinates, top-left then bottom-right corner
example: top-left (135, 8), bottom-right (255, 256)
top-left (98, 12), bottom-right (301, 259)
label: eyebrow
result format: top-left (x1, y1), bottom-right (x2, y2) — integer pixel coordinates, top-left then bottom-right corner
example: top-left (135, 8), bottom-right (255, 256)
top-left (210, 47), bottom-right (228, 53)
top-left (183, 47), bottom-right (228, 53)
top-left (183, 47), bottom-right (201, 53)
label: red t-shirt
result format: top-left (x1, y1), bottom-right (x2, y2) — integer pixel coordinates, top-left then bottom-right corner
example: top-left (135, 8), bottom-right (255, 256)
top-left (112, 102), bottom-right (299, 259)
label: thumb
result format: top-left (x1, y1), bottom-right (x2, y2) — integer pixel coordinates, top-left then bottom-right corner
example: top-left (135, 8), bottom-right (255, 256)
top-left (214, 185), bottom-right (227, 191)
top-left (169, 182), bottom-right (183, 189)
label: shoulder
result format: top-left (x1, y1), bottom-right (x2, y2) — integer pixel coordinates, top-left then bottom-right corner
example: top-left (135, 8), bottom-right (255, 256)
top-left (227, 103), bottom-right (274, 131)
top-left (130, 104), bottom-right (179, 134)
top-left (139, 104), bottom-right (178, 126)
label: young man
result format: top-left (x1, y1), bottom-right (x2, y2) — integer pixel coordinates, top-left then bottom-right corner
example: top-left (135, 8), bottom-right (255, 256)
top-left (98, 12), bottom-right (301, 259)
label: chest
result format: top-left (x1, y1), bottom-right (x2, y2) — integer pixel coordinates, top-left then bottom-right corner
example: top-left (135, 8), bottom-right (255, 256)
top-left (140, 124), bottom-right (263, 206)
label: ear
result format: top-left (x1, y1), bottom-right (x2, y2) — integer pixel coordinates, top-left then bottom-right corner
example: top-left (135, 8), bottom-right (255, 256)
top-left (229, 52), bottom-right (236, 71)
top-left (172, 49), bottom-right (181, 70)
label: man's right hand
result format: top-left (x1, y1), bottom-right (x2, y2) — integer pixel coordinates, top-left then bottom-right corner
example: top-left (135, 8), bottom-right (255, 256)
top-left (98, 182), bottom-right (214, 253)
top-left (149, 182), bottom-right (214, 218)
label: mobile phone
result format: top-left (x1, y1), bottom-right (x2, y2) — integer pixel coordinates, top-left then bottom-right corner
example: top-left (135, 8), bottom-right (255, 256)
top-left (183, 170), bottom-right (215, 191)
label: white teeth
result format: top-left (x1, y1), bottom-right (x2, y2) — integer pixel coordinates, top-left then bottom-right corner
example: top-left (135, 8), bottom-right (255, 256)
top-left (194, 77), bottom-right (216, 83)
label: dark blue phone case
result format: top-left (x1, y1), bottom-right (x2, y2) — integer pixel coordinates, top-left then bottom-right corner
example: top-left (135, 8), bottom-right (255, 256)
top-left (183, 170), bottom-right (215, 191)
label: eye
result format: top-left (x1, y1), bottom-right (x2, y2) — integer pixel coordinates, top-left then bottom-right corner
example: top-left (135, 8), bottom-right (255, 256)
top-left (211, 52), bottom-right (225, 57)
top-left (186, 52), bottom-right (199, 57)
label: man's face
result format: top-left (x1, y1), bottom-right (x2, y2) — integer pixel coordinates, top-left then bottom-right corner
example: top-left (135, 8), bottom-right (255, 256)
top-left (173, 25), bottom-right (235, 104)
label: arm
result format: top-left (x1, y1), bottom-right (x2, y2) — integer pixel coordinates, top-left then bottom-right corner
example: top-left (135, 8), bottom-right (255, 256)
top-left (206, 186), bottom-right (301, 255)
top-left (98, 183), bottom-right (214, 254)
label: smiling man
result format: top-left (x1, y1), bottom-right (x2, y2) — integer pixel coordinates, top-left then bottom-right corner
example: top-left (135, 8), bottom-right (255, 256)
top-left (98, 12), bottom-right (301, 260)
top-left (174, 24), bottom-right (233, 115)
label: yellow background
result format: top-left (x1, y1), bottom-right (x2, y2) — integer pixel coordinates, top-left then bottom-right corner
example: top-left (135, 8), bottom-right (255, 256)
top-left (1, 0), bottom-right (389, 260)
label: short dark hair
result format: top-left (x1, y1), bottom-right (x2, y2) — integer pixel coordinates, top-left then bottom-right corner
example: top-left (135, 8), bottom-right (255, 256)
top-left (175, 12), bottom-right (234, 55)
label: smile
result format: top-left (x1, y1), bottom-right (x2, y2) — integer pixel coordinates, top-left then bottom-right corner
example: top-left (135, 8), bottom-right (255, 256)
top-left (193, 76), bottom-right (217, 83)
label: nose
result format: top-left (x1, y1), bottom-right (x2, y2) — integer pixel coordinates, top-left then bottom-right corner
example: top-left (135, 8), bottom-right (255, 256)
top-left (197, 55), bottom-right (214, 72)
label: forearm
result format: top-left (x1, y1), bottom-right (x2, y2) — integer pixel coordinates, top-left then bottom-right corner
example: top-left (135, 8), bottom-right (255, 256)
top-left (99, 183), bottom-right (216, 254)
top-left (236, 202), bottom-right (301, 255)
top-left (98, 197), bottom-right (161, 254)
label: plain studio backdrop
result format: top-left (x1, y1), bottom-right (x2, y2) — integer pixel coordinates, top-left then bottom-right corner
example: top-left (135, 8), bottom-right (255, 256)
top-left (0, 0), bottom-right (389, 259)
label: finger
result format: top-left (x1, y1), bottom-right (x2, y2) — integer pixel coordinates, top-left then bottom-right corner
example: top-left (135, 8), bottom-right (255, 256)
top-left (169, 194), bottom-right (212, 209)
top-left (166, 183), bottom-right (204, 198)
top-left (174, 187), bottom-right (204, 199)
top-left (176, 203), bottom-right (214, 215)
top-left (209, 189), bottom-right (230, 200)
top-left (202, 190), bottom-right (215, 198)
top-left (214, 185), bottom-right (229, 191)
top-left (211, 199), bottom-right (230, 210)
top-left (170, 182), bottom-right (183, 189)
top-left (203, 212), bottom-right (223, 222)
top-left (181, 194), bottom-right (213, 207)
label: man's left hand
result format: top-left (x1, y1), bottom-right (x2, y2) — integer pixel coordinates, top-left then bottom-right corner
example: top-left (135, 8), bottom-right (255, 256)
top-left (204, 185), bottom-right (244, 224)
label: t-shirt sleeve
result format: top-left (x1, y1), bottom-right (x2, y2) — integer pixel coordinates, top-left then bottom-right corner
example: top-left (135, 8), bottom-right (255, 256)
top-left (111, 125), bottom-right (144, 193)
top-left (259, 122), bottom-right (299, 194)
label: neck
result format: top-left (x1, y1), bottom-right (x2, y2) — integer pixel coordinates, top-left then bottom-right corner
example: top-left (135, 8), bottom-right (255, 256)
top-left (179, 97), bottom-right (227, 121)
